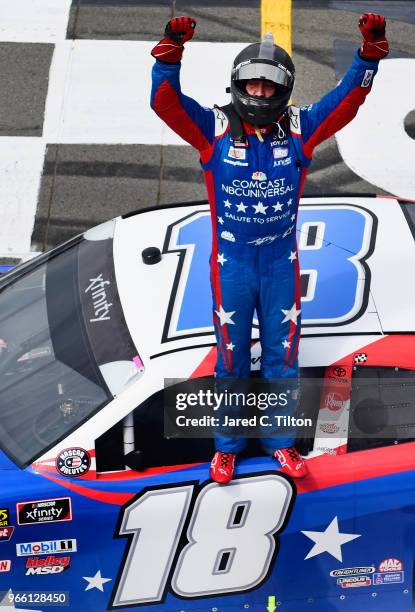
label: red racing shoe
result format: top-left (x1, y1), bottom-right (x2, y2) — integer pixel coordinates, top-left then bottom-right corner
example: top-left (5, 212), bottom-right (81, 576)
top-left (210, 452), bottom-right (235, 484)
top-left (274, 446), bottom-right (308, 479)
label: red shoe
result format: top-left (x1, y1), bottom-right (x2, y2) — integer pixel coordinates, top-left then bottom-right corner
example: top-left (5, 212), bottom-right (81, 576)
top-left (210, 452), bottom-right (235, 484)
top-left (274, 446), bottom-right (308, 479)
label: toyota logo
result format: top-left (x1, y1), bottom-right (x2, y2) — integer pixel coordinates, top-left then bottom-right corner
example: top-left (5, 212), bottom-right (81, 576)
top-left (332, 366), bottom-right (346, 377)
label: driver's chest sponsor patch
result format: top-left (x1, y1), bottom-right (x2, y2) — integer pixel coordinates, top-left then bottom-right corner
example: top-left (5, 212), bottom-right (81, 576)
top-left (273, 147), bottom-right (289, 159)
top-left (228, 146), bottom-right (246, 160)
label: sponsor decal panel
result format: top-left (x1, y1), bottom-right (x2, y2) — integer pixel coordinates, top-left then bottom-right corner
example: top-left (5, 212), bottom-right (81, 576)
top-left (17, 539), bottom-right (77, 557)
top-left (17, 498), bottom-right (72, 525)
top-left (0, 526), bottom-right (14, 542)
top-left (378, 558), bottom-right (403, 572)
top-left (25, 555), bottom-right (71, 576)
top-left (374, 571), bottom-right (404, 585)
top-left (0, 508), bottom-right (10, 527)
top-left (56, 448), bottom-right (90, 477)
top-left (0, 559), bottom-right (11, 572)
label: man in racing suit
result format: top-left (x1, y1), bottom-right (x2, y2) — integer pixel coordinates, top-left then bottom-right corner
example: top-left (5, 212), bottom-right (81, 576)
top-left (150, 14), bottom-right (389, 483)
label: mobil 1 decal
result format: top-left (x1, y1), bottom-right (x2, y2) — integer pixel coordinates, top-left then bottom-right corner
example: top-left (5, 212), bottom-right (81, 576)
top-left (162, 204), bottom-right (376, 340)
top-left (110, 473), bottom-right (295, 608)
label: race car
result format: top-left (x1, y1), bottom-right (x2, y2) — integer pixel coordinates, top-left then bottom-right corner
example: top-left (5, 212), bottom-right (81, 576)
top-left (1, 195), bottom-right (415, 611)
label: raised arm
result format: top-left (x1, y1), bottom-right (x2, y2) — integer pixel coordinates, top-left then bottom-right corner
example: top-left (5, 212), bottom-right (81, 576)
top-left (300, 13), bottom-right (389, 159)
top-left (150, 17), bottom-right (215, 155)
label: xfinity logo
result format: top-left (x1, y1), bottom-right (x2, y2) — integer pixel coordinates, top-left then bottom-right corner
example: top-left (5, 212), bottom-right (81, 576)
top-left (27, 507), bottom-right (62, 521)
top-left (17, 539), bottom-right (77, 557)
top-left (85, 273), bottom-right (113, 322)
top-left (17, 497), bottom-right (72, 525)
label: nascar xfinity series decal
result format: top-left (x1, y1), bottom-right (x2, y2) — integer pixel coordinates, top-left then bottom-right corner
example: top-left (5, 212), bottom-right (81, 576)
top-left (162, 204), bottom-right (376, 340)
top-left (16, 497), bottom-right (72, 525)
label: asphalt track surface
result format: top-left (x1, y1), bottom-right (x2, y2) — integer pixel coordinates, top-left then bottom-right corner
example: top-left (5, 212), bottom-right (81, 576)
top-left (0, 0), bottom-right (414, 254)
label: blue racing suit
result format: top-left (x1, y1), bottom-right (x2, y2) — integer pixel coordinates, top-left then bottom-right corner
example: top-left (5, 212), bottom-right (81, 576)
top-left (151, 52), bottom-right (379, 453)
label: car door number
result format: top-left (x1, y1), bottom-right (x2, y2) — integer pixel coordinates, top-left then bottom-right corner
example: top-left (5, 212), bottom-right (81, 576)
top-left (111, 474), bottom-right (294, 607)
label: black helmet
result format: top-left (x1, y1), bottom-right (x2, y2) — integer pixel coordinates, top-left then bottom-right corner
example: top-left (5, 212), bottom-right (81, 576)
top-left (230, 33), bottom-right (295, 126)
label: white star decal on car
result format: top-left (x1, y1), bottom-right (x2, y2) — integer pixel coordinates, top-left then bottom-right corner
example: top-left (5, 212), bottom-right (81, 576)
top-left (302, 517), bottom-right (361, 562)
top-left (83, 570), bottom-right (112, 592)
top-left (253, 202), bottom-right (268, 214)
top-left (282, 339), bottom-right (291, 348)
top-left (281, 304), bottom-right (301, 324)
top-left (215, 305), bottom-right (236, 326)
top-left (226, 342), bottom-right (235, 351)
top-left (287, 198), bottom-right (293, 206)
top-left (224, 199), bottom-right (232, 208)
top-left (217, 216), bottom-right (224, 225)
top-left (291, 214), bottom-right (296, 222)
top-left (217, 253), bottom-right (227, 266)
top-left (273, 202), bottom-right (283, 212)
top-left (288, 251), bottom-right (297, 262)
top-left (236, 202), bottom-right (248, 212)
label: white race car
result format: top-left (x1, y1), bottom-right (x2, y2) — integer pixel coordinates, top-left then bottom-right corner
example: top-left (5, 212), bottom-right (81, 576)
top-left (1, 195), bottom-right (415, 611)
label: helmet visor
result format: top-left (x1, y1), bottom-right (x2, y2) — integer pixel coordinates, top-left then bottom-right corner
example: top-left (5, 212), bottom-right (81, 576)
top-left (233, 59), bottom-right (293, 88)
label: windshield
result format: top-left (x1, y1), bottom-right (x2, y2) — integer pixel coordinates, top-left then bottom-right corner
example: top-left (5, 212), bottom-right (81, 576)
top-left (0, 232), bottom-right (137, 467)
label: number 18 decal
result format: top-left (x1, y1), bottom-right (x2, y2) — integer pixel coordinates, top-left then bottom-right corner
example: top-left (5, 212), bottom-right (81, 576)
top-left (163, 204), bottom-right (375, 340)
top-left (111, 474), bottom-right (294, 607)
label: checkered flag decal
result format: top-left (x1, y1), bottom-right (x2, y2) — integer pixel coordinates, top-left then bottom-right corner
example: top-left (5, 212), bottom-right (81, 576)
top-left (353, 353), bottom-right (368, 364)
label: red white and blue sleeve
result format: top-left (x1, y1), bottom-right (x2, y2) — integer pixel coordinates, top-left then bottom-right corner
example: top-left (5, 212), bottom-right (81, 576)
top-left (151, 60), bottom-right (215, 156)
top-left (300, 51), bottom-right (379, 159)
